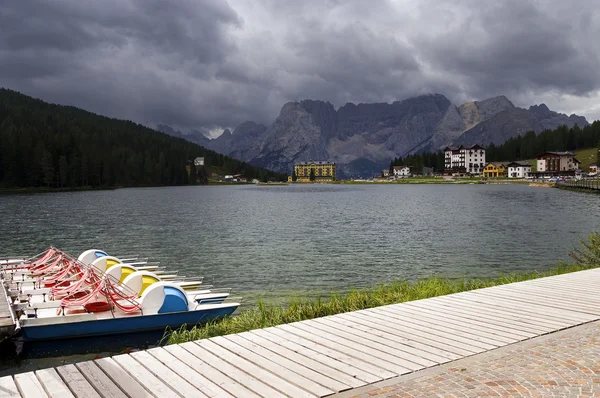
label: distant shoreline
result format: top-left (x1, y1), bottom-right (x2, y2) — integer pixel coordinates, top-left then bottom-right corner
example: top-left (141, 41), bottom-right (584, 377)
top-left (0, 179), bottom-right (555, 194)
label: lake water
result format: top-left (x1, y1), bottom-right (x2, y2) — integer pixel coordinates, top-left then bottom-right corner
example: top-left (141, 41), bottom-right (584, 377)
top-left (1, 183), bottom-right (599, 372)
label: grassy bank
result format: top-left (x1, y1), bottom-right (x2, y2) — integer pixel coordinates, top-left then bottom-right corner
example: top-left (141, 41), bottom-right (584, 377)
top-left (167, 233), bottom-right (600, 344)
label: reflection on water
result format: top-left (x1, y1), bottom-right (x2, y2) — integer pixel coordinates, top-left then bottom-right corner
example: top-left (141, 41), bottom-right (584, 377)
top-left (1, 184), bottom-right (599, 373)
top-left (0, 331), bottom-right (164, 376)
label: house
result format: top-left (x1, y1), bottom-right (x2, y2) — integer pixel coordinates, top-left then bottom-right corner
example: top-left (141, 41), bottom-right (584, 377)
top-left (392, 166), bottom-right (411, 177)
top-left (194, 157), bottom-right (205, 167)
top-left (536, 151), bottom-right (580, 172)
top-left (444, 145), bottom-right (486, 175)
top-left (482, 162), bottom-right (509, 178)
top-left (589, 164), bottom-right (597, 176)
top-left (507, 161), bottom-right (532, 178)
top-left (294, 161), bottom-right (336, 182)
top-left (381, 169), bottom-right (390, 177)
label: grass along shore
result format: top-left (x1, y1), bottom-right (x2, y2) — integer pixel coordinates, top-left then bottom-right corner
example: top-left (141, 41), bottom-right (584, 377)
top-left (167, 232), bottom-right (600, 344)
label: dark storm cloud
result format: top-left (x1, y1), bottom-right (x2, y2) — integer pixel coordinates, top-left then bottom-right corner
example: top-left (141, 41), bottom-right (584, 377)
top-left (1, 0), bottom-right (599, 136)
top-left (414, 0), bottom-right (600, 101)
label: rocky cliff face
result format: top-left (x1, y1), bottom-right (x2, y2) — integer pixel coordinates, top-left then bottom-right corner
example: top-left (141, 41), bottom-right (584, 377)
top-left (166, 95), bottom-right (589, 177)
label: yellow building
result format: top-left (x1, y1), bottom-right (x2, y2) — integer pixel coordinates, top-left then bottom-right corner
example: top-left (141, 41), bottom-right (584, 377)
top-left (483, 162), bottom-right (509, 178)
top-left (294, 161), bottom-right (336, 182)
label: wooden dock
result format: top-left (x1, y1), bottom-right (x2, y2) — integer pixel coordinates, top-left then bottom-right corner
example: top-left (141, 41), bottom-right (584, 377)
top-left (4, 268), bottom-right (600, 397)
top-left (0, 279), bottom-right (16, 342)
top-left (559, 178), bottom-right (600, 191)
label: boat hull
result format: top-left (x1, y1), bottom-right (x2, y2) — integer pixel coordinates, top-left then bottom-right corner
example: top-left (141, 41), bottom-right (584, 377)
top-left (20, 305), bottom-right (237, 341)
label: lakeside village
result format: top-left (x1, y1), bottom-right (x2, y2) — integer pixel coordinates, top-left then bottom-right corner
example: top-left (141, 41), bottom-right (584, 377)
top-left (192, 145), bottom-right (599, 184)
top-left (286, 145), bottom-right (598, 183)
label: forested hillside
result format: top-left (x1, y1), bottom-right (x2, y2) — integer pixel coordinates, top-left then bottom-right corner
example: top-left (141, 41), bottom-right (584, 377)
top-left (0, 89), bottom-right (285, 189)
top-left (390, 122), bottom-right (600, 172)
top-left (485, 123), bottom-right (600, 162)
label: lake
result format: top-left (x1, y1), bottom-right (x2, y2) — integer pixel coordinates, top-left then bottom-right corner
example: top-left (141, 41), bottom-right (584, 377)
top-left (1, 183), bottom-right (599, 372)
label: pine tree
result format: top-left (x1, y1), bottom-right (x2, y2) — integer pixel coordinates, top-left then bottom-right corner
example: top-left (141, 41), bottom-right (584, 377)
top-left (41, 150), bottom-right (55, 188)
top-left (58, 155), bottom-right (68, 187)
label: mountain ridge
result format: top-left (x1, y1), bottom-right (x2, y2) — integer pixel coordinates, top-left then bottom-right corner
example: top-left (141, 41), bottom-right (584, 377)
top-left (160, 94), bottom-right (589, 177)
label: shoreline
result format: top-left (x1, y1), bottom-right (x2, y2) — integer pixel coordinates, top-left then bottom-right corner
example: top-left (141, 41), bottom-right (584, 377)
top-left (167, 231), bottom-right (599, 344)
top-left (1, 179), bottom-right (560, 194)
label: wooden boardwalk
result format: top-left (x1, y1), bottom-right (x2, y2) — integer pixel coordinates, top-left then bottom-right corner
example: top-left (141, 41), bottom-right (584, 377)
top-left (3, 268), bottom-right (600, 397)
top-left (559, 179), bottom-right (600, 191)
top-left (0, 279), bottom-right (16, 341)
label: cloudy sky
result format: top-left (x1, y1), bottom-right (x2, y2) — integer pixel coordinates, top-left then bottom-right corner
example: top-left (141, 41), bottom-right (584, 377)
top-left (1, 0), bottom-right (599, 138)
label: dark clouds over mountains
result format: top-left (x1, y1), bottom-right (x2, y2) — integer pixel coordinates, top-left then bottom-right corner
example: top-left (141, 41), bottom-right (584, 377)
top-left (1, 0), bottom-right (599, 136)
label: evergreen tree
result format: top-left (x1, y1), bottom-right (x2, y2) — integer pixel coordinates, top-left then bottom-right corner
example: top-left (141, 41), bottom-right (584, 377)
top-left (58, 155), bottom-right (68, 187)
top-left (309, 168), bottom-right (315, 181)
top-left (0, 88), bottom-right (287, 189)
top-left (41, 150), bottom-right (54, 188)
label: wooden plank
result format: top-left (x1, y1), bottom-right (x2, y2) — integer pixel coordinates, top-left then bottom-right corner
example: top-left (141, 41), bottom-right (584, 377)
top-left (292, 321), bottom-right (427, 372)
top-left (419, 297), bottom-right (550, 334)
top-left (314, 316), bottom-right (455, 363)
top-left (469, 290), bottom-right (598, 321)
top-left (244, 330), bottom-right (365, 389)
top-left (276, 324), bottom-right (403, 378)
top-left (325, 313), bottom-right (462, 360)
top-left (180, 341), bottom-right (286, 398)
top-left (95, 357), bottom-right (154, 398)
top-left (111, 355), bottom-right (179, 398)
top-left (231, 332), bottom-right (353, 392)
top-left (163, 345), bottom-right (259, 398)
top-left (307, 317), bottom-right (443, 366)
top-left (197, 339), bottom-right (314, 398)
top-left (402, 300), bottom-right (536, 339)
top-left (55, 365), bottom-right (101, 398)
top-left (483, 286), bottom-right (600, 314)
top-left (212, 336), bottom-right (334, 397)
top-left (444, 294), bottom-right (572, 329)
top-left (345, 310), bottom-right (482, 356)
top-left (0, 376), bottom-right (20, 398)
top-left (35, 368), bottom-right (74, 398)
top-left (457, 291), bottom-right (591, 323)
top-left (13, 373), bottom-right (47, 398)
top-left (520, 282), bottom-right (600, 299)
top-left (147, 347), bottom-right (234, 398)
top-left (129, 351), bottom-right (207, 398)
top-left (335, 312), bottom-right (469, 358)
top-left (74, 362), bottom-right (126, 398)
top-left (496, 285), bottom-right (600, 311)
top-left (381, 305), bottom-right (517, 345)
top-left (497, 283), bottom-right (600, 306)
top-left (258, 328), bottom-right (381, 384)
top-left (373, 307), bottom-right (503, 348)
top-left (514, 281), bottom-right (600, 299)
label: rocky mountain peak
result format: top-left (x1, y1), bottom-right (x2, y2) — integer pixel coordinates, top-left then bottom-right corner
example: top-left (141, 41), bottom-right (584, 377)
top-left (528, 103), bottom-right (552, 118)
top-left (178, 93), bottom-right (589, 178)
top-left (232, 121), bottom-right (267, 138)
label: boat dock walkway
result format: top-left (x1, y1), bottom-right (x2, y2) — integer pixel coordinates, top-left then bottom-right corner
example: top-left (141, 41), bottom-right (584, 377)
top-left (0, 278), bottom-right (16, 342)
top-left (559, 179), bottom-right (600, 191)
top-left (3, 268), bottom-right (600, 397)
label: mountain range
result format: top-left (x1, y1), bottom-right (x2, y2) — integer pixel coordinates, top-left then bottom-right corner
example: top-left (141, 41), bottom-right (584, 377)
top-left (158, 94), bottom-right (588, 177)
